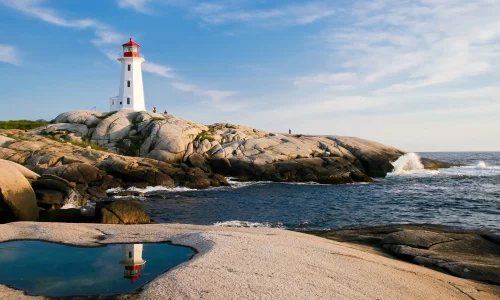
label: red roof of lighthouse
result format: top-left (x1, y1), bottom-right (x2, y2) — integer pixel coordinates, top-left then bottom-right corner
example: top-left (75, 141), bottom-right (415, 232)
top-left (123, 38), bottom-right (140, 47)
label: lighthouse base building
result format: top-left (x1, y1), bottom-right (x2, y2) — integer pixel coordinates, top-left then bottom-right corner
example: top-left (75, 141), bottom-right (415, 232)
top-left (110, 38), bottom-right (146, 112)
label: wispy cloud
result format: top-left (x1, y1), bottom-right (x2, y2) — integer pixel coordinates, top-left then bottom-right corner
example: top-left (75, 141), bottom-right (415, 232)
top-left (0, 44), bottom-right (21, 65)
top-left (1, 0), bottom-right (239, 111)
top-left (117, 0), bottom-right (152, 14)
top-left (0, 0), bottom-right (124, 46)
top-left (171, 81), bottom-right (241, 111)
top-left (117, 0), bottom-right (335, 27)
top-left (321, 0), bottom-right (500, 95)
top-left (143, 62), bottom-right (175, 78)
top-left (293, 72), bottom-right (357, 87)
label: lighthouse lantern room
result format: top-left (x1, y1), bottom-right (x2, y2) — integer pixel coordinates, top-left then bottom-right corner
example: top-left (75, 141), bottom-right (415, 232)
top-left (111, 38), bottom-right (146, 112)
top-left (120, 244), bottom-right (147, 284)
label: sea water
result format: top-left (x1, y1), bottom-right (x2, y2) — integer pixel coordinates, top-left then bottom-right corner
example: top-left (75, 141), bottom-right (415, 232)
top-left (0, 241), bottom-right (194, 297)
top-left (104, 152), bottom-right (500, 230)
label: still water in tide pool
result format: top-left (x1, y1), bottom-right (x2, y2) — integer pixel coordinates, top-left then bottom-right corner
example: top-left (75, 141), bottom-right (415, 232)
top-left (0, 241), bottom-right (194, 297)
top-left (117, 152), bottom-right (500, 230)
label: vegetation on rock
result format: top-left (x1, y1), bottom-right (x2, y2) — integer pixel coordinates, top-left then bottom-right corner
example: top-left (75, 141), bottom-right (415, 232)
top-left (0, 120), bottom-right (48, 130)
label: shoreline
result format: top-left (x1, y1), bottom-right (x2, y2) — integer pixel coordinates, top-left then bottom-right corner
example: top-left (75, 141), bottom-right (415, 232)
top-left (0, 222), bottom-right (498, 300)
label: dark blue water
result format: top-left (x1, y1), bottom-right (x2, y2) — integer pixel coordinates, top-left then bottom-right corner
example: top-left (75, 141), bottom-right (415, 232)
top-left (0, 241), bottom-right (194, 297)
top-left (122, 152), bottom-right (500, 230)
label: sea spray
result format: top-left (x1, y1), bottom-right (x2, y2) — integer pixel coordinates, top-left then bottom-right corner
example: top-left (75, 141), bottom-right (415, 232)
top-left (476, 161), bottom-right (487, 169)
top-left (61, 190), bottom-right (82, 209)
top-left (390, 152), bottom-right (425, 175)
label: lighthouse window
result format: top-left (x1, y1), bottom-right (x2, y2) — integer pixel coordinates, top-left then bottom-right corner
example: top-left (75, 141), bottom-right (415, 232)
top-left (127, 80), bottom-right (131, 87)
top-left (127, 97), bottom-right (130, 104)
top-left (127, 64), bottom-right (131, 71)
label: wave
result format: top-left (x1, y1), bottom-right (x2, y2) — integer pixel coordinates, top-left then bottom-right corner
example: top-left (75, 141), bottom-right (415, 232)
top-left (106, 186), bottom-right (198, 194)
top-left (388, 154), bottom-right (500, 178)
top-left (388, 153), bottom-right (438, 176)
top-left (213, 220), bottom-right (285, 229)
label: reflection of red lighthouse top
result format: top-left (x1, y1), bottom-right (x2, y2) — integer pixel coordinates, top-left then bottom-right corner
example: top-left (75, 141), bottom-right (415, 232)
top-left (122, 38), bottom-right (140, 57)
top-left (124, 265), bottom-right (142, 284)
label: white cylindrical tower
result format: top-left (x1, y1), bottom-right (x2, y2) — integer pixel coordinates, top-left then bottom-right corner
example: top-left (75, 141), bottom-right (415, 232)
top-left (120, 244), bottom-right (147, 284)
top-left (116, 38), bottom-right (146, 112)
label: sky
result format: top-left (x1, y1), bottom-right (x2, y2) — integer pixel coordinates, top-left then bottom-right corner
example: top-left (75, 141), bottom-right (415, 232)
top-left (0, 0), bottom-right (499, 152)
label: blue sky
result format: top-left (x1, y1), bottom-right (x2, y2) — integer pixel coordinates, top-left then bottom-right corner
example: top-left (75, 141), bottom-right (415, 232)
top-left (1, 0), bottom-right (499, 151)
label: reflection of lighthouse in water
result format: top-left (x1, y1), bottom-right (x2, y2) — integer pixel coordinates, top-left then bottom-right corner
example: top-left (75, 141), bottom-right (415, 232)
top-left (120, 244), bottom-right (146, 284)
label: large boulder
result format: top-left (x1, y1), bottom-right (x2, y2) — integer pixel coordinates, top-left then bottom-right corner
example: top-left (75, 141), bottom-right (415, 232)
top-left (91, 110), bottom-right (136, 146)
top-left (54, 110), bottom-right (104, 126)
top-left (0, 160), bottom-right (38, 222)
top-left (0, 159), bottom-right (39, 182)
top-left (98, 200), bottom-right (150, 224)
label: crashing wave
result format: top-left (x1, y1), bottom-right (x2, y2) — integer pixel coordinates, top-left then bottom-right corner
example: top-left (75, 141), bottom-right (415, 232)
top-left (389, 153), bottom-right (438, 176)
top-left (476, 161), bottom-right (487, 169)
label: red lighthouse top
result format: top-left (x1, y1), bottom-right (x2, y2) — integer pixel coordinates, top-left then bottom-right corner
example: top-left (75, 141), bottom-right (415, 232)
top-left (122, 38), bottom-right (140, 57)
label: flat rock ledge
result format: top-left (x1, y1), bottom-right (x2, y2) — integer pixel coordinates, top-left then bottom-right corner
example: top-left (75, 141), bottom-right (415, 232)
top-left (0, 223), bottom-right (498, 300)
top-left (307, 224), bottom-right (500, 287)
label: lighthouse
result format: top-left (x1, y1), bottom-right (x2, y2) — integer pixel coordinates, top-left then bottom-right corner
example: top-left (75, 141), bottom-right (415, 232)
top-left (111, 38), bottom-right (146, 112)
top-left (120, 244), bottom-right (147, 284)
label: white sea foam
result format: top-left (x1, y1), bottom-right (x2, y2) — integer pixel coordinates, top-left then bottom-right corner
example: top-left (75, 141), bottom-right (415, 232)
top-left (226, 177), bottom-right (272, 189)
top-left (388, 154), bottom-right (500, 178)
top-left (476, 161), bottom-right (487, 169)
top-left (106, 186), bottom-right (198, 194)
top-left (389, 153), bottom-right (437, 176)
top-left (61, 190), bottom-right (82, 209)
top-left (213, 220), bottom-right (284, 228)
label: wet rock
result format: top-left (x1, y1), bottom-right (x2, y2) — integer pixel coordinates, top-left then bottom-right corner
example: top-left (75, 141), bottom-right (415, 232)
top-left (99, 200), bottom-right (150, 224)
top-left (0, 160), bottom-right (38, 222)
top-left (187, 153), bottom-right (209, 172)
top-left (381, 230), bottom-right (455, 248)
top-left (35, 189), bottom-right (63, 205)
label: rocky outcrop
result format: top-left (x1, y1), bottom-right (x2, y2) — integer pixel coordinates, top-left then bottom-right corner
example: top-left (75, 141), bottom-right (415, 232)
top-left (41, 110), bottom-right (452, 186)
top-left (0, 160), bottom-right (38, 222)
top-left (308, 224), bottom-right (500, 285)
top-left (0, 130), bottom-right (229, 203)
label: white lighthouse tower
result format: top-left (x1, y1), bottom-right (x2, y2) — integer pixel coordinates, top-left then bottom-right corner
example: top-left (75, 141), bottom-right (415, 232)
top-left (111, 38), bottom-right (146, 112)
top-left (120, 244), bottom-right (146, 284)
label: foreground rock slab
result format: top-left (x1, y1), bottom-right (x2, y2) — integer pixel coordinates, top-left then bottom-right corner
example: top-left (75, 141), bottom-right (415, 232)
top-left (307, 224), bottom-right (500, 286)
top-left (0, 223), bottom-right (498, 300)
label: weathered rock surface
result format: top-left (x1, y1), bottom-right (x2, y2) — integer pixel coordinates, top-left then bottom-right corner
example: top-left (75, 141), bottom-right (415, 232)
top-left (0, 160), bottom-right (38, 221)
top-left (0, 223), bottom-right (498, 299)
top-left (308, 224), bottom-right (500, 285)
top-left (0, 129), bottom-right (228, 206)
top-left (98, 200), bottom-right (150, 224)
top-left (43, 110), bottom-right (452, 185)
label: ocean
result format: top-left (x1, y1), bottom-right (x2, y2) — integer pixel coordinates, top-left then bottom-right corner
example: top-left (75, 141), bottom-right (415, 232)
top-left (106, 152), bottom-right (500, 230)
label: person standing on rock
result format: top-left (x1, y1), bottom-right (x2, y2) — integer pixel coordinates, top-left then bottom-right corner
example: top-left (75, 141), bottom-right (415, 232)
top-left (289, 129), bottom-right (291, 134)
top-left (152, 107), bottom-right (157, 113)
top-left (164, 110), bottom-right (167, 114)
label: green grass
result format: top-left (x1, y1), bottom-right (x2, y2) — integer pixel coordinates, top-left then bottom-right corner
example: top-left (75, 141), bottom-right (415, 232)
top-left (0, 120), bottom-right (48, 130)
top-left (44, 135), bottom-right (110, 152)
top-left (196, 130), bottom-right (215, 142)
